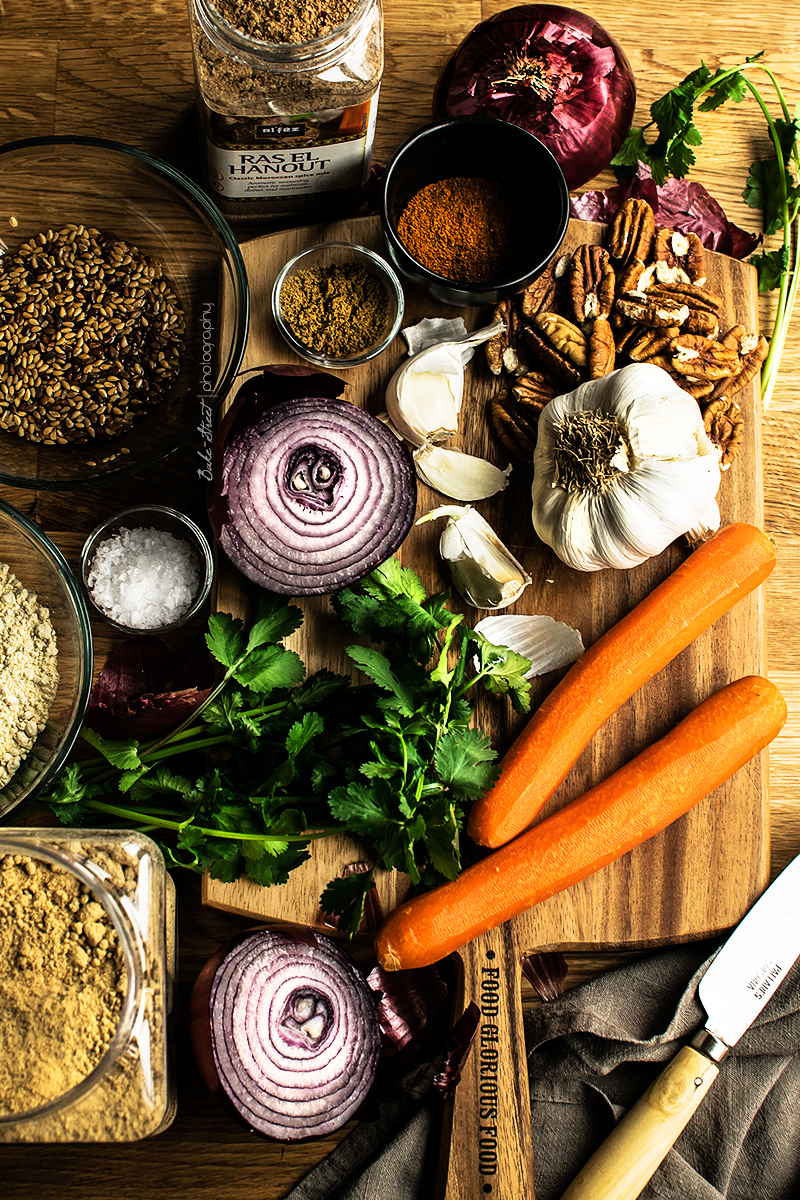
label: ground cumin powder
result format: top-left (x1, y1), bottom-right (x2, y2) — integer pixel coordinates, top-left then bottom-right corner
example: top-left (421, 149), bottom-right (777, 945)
top-left (0, 841), bottom-right (170, 1142)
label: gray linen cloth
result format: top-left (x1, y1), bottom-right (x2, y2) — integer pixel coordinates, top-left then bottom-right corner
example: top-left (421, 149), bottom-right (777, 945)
top-left (286, 940), bottom-right (800, 1200)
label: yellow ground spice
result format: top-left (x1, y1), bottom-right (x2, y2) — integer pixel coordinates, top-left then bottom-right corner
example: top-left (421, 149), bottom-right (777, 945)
top-left (397, 177), bottom-right (516, 284)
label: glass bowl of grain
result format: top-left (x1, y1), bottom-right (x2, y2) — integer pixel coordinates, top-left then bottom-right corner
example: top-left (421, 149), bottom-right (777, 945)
top-left (271, 241), bottom-right (405, 369)
top-left (0, 136), bottom-right (249, 491)
top-left (80, 504), bottom-right (214, 635)
top-left (0, 498), bottom-right (93, 819)
top-left (379, 117), bottom-right (570, 307)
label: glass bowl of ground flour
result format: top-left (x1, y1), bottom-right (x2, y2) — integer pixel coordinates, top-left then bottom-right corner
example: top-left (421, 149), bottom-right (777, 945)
top-left (81, 505), bottom-right (214, 635)
top-left (0, 499), bottom-right (93, 819)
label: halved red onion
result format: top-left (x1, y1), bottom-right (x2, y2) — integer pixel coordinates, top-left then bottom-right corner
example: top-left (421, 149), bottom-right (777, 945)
top-left (199, 929), bottom-right (381, 1141)
top-left (432, 4), bottom-right (636, 190)
top-left (216, 394), bottom-right (417, 596)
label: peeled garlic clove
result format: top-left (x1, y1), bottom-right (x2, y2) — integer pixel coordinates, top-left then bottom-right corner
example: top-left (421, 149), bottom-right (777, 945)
top-left (413, 443), bottom-right (512, 501)
top-left (385, 318), bottom-right (504, 446)
top-left (419, 505), bottom-right (531, 609)
top-left (474, 614), bottom-right (584, 677)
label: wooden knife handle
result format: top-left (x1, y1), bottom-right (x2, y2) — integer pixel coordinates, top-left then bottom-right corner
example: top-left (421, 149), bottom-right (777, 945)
top-left (435, 924), bottom-right (535, 1200)
top-left (559, 1045), bottom-right (719, 1200)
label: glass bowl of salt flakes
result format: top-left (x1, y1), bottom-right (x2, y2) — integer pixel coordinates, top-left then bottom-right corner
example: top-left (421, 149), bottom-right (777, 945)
top-left (271, 241), bottom-right (405, 369)
top-left (0, 498), bottom-right (93, 818)
top-left (80, 505), bottom-right (214, 636)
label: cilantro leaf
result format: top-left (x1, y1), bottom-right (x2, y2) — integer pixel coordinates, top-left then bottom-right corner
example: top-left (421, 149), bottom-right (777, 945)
top-left (346, 644), bottom-right (418, 713)
top-left (319, 871), bottom-right (375, 940)
top-left (285, 710), bottom-right (325, 757)
top-left (79, 727), bottom-right (143, 771)
top-left (205, 610), bottom-right (247, 670)
top-left (744, 157), bottom-right (792, 235)
top-left (750, 246), bottom-right (789, 292)
top-left (328, 781), bottom-right (394, 839)
top-left (232, 643), bottom-right (305, 692)
top-left (434, 727), bottom-right (500, 803)
top-left (246, 594), bottom-right (304, 650)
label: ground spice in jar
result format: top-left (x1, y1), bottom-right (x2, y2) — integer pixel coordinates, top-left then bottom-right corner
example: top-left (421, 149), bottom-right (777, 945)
top-left (0, 853), bottom-right (126, 1118)
top-left (0, 835), bottom-right (173, 1143)
top-left (280, 263), bottom-right (390, 358)
top-left (397, 177), bottom-right (516, 285)
top-left (215, 0), bottom-right (357, 43)
top-left (0, 562), bottom-right (59, 788)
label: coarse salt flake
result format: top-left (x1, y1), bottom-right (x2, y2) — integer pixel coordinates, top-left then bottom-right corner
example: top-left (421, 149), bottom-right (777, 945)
top-left (87, 526), bottom-right (202, 630)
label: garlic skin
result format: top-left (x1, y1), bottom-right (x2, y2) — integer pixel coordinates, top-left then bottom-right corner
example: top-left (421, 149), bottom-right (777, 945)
top-left (532, 363), bottom-right (722, 572)
top-left (413, 443), bottom-right (512, 501)
top-left (385, 318), bottom-right (504, 446)
top-left (418, 505), bottom-right (531, 609)
top-left (474, 614), bottom-right (584, 677)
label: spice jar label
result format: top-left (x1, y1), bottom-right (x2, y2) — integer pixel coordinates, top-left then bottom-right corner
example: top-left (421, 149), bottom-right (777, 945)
top-left (202, 96), bottom-right (379, 199)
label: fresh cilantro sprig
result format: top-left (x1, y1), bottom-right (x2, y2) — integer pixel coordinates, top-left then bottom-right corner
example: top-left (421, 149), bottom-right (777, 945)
top-left (42, 560), bottom-right (532, 938)
top-left (322, 558), bottom-right (532, 935)
top-left (612, 53), bottom-right (800, 408)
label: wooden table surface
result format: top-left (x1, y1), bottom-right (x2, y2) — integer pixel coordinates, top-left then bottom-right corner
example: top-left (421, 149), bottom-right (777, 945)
top-left (1, 2), bottom-right (799, 1197)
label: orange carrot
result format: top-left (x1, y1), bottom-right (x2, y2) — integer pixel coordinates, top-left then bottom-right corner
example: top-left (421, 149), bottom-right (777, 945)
top-left (467, 522), bottom-right (776, 849)
top-left (376, 675), bottom-right (787, 972)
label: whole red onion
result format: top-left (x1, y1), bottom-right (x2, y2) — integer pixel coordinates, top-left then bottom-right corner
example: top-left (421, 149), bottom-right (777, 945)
top-left (433, 4), bottom-right (636, 190)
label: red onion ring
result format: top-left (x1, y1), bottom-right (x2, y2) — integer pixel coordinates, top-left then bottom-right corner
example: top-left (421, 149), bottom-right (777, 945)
top-left (217, 395), bottom-right (416, 595)
top-left (203, 930), bottom-right (381, 1141)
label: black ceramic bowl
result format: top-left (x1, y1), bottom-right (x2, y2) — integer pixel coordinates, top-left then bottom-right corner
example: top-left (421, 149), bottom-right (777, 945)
top-left (379, 117), bottom-right (570, 308)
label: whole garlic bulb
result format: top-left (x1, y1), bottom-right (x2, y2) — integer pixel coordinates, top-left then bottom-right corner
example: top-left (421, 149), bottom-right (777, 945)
top-left (532, 363), bottom-right (723, 572)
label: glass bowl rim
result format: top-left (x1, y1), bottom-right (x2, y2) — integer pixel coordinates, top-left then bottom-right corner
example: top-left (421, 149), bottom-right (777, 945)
top-left (0, 134), bottom-right (250, 492)
top-left (271, 240), bottom-right (405, 369)
top-left (80, 503), bottom-right (215, 635)
top-left (0, 496), bottom-right (93, 809)
top-left (0, 832), bottom-right (145, 1127)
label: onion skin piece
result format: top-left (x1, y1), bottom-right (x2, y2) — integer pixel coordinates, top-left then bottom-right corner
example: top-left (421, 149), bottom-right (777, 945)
top-left (194, 928), bottom-right (382, 1142)
top-left (215, 391), bottom-right (417, 596)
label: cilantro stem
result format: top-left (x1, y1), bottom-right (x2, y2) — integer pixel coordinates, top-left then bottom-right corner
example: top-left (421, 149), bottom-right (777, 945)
top-left (80, 798), bottom-right (345, 841)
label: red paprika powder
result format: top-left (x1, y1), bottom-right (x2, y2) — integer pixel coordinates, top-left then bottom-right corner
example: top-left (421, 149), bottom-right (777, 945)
top-left (396, 176), bottom-right (515, 284)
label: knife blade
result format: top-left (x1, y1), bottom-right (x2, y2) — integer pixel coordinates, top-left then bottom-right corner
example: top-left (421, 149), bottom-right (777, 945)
top-left (559, 851), bottom-right (800, 1200)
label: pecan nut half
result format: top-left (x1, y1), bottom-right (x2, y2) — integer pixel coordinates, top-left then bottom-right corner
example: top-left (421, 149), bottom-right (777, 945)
top-left (708, 327), bottom-right (770, 400)
top-left (615, 292), bottom-right (691, 328)
top-left (486, 299), bottom-right (529, 377)
top-left (608, 198), bottom-right (656, 265)
top-left (670, 333), bottom-right (742, 380)
top-left (616, 258), bottom-right (656, 295)
top-left (654, 228), bottom-right (707, 286)
top-left (522, 325), bottom-right (583, 386)
top-left (534, 311), bottom-right (588, 368)
top-left (626, 325), bottom-right (682, 370)
top-left (490, 372), bottom-right (555, 462)
top-left (702, 396), bottom-right (744, 467)
top-left (589, 317), bottom-right (616, 378)
top-left (569, 244), bottom-right (616, 323)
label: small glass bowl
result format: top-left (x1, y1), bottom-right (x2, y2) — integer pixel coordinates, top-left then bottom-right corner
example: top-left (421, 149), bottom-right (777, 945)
top-left (271, 241), bottom-right (405, 369)
top-left (80, 505), bottom-right (214, 635)
top-left (0, 498), bottom-right (93, 818)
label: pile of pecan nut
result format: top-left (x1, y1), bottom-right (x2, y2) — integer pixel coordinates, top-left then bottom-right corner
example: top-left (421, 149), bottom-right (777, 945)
top-left (486, 197), bottom-right (767, 469)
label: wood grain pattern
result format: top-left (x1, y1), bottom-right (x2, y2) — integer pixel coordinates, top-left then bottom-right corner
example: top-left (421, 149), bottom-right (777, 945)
top-left (202, 214), bottom-right (768, 1199)
top-left (2, 2), bottom-right (799, 1197)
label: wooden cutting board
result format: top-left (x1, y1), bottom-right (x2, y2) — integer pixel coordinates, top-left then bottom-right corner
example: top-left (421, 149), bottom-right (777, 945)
top-left (204, 215), bottom-right (767, 1200)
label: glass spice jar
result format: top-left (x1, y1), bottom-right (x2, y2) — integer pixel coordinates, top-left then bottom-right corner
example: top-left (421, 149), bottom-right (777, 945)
top-left (187, 0), bottom-right (384, 225)
top-left (0, 829), bottom-right (176, 1143)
